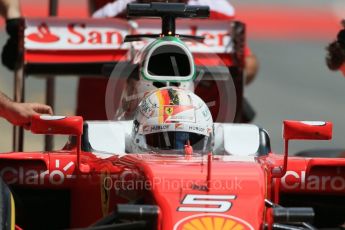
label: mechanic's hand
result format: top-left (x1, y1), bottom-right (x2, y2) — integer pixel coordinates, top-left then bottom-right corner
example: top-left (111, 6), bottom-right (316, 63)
top-left (3, 102), bottom-right (53, 129)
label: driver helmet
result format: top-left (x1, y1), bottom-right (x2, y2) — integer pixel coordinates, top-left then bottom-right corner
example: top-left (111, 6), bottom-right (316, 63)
top-left (131, 87), bottom-right (214, 154)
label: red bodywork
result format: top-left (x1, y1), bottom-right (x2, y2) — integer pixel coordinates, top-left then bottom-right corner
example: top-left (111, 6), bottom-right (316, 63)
top-left (1, 116), bottom-right (344, 229)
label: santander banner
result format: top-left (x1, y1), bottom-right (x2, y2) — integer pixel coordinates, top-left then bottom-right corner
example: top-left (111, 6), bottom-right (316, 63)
top-left (24, 18), bottom-right (232, 53)
top-left (25, 18), bottom-right (129, 50)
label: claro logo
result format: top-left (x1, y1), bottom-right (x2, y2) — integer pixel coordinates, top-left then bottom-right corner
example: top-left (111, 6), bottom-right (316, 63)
top-left (281, 171), bottom-right (345, 191)
top-left (0, 160), bottom-right (75, 185)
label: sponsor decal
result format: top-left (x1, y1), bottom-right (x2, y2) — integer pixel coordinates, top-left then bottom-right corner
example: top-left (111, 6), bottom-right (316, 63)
top-left (165, 106), bottom-right (174, 116)
top-left (174, 213), bottom-right (254, 230)
top-left (189, 126), bottom-right (206, 134)
top-left (142, 123), bottom-right (210, 135)
top-left (132, 24), bottom-right (232, 52)
top-left (0, 160), bottom-right (75, 185)
top-left (163, 105), bottom-right (195, 123)
top-left (66, 23), bottom-right (123, 45)
top-left (27, 23), bottom-right (60, 43)
top-left (140, 100), bottom-right (154, 118)
top-left (25, 19), bottom-right (232, 53)
top-left (25, 20), bottom-right (127, 50)
top-left (150, 124), bottom-right (170, 132)
top-left (281, 171), bottom-right (345, 191)
top-left (187, 125), bottom-right (211, 136)
top-left (175, 123), bottom-right (184, 130)
top-left (188, 25), bottom-right (230, 48)
top-left (142, 124), bottom-right (171, 134)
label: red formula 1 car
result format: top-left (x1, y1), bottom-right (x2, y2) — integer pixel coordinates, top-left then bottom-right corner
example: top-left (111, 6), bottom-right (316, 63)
top-left (2, 110), bottom-right (345, 229)
top-left (1, 3), bottom-right (345, 230)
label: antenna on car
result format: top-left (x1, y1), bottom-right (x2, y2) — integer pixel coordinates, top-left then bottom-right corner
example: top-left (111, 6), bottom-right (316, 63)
top-left (124, 2), bottom-right (209, 42)
top-left (206, 152), bottom-right (212, 190)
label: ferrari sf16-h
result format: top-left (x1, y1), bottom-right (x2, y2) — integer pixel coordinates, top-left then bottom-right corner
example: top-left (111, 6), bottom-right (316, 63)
top-left (0, 3), bottom-right (344, 230)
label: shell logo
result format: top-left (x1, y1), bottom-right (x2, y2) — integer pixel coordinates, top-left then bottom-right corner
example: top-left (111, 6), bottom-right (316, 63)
top-left (174, 214), bottom-right (254, 230)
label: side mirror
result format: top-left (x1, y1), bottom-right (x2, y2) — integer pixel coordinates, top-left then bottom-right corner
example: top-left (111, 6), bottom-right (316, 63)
top-left (31, 115), bottom-right (89, 173)
top-left (31, 115), bottom-right (83, 136)
top-left (272, 120), bottom-right (332, 178)
top-left (283, 120), bottom-right (332, 141)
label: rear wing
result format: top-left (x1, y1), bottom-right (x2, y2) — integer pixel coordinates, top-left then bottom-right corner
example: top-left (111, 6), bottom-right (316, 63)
top-left (23, 17), bottom-right (238, 75)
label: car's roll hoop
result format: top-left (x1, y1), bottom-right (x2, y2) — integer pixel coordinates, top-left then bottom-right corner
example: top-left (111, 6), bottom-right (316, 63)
top-left (127, 3), bottom-right (209, 36)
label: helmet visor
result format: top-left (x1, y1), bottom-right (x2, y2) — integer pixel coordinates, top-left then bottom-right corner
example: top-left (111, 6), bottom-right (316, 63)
top-left (145, 131), bottom-right (207, 152)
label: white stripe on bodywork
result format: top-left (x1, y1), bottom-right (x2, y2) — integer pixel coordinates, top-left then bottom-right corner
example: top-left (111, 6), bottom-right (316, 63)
top-left (63, 162), bottom-right (74, 171)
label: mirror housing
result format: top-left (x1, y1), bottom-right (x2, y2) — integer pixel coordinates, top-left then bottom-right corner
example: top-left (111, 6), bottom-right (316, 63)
top-left (272, 120), bottom-right (333, 178)
top-left (30, 115), bottom-right (89, 173)
top-left (283, 120), bottom-right (332, 141)
top-left (31, 115), bottom-right (83, 136)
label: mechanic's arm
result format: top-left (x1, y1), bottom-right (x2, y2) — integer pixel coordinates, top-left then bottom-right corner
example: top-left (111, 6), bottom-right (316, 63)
top-left (0, 92), bottom-right (53, 128)
top-left (0, 0), bottom-right (20, 19)
top-left (245, 53), bottom-right (259, 85)
top-left (92, 0), bottom-right (136, 18)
